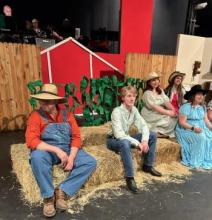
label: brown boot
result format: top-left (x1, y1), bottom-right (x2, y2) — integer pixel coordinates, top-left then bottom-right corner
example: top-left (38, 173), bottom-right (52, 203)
top-left (55, 188), bottom-right (68, 211)
top-left (43, 196), bottom-right (56, 217)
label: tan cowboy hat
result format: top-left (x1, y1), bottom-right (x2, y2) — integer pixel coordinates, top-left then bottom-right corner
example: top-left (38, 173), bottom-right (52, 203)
top-left (168, 71), bottom-right (186, 83)
top-left (144, 72), bottom-right (160, 82)
top-left (30, 84), bottom-right (66, 102)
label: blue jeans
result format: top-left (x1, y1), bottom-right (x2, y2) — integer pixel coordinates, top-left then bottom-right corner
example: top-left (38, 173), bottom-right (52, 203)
top-left (30, 148), bottom-right (97, 198)
top-left (106, 132), bottom-right (157, 177)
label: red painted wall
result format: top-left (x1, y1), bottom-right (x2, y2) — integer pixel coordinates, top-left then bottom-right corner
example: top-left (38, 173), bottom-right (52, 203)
top-left (121, 0), bottom-right (153, 54)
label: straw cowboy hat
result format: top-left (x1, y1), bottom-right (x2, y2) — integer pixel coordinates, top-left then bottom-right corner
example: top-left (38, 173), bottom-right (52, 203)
top-left (168, 71), bottom-right (186, 83)
top-left (30, 84), bottom-right (66, 102)
top-left (144, 72), bottom-right (160, 82)
top-left (184, 84), bottom-right (208, 100)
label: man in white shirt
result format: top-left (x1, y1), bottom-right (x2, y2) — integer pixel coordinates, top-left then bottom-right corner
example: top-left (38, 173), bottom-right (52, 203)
top-left (107, 86), bottom-right (162, 193)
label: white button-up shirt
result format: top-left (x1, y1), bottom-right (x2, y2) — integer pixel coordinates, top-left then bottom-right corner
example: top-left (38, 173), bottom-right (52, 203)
top-left (110, 104), bottom-right (150, 146)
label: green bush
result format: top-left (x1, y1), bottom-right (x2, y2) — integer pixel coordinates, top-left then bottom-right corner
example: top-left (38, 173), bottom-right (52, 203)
top-left (27, 75), bottom-right (145, 126)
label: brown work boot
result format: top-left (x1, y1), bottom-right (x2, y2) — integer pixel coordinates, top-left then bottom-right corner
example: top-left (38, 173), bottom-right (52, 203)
top-left (43, 196), bottom-right (56, 217)
top-left (55, 188), bottom-right (68, 211)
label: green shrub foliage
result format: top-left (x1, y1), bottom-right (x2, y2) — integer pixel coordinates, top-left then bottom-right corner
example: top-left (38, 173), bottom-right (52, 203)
top-left (27, 75), bottom-right (145, 126)
top-left (27, 80), bottom-right (43, 109)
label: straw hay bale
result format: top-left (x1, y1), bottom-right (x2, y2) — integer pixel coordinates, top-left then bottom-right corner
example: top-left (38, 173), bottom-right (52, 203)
top-left (10, 140), bottom-right (179, 205)
top-left (127, 125), bottom-right (180, 165)
top-left (11, 144), bottom-right (72, 204)
top-left (155, 138), bottom-right (180, 165)
top-left (10, 123), bottom-right (181, 206)
top-left (80, 124), bottom-right (181, 165)
top-left (10, 143), bottom-right (138, 204)
top-left (80, 122), bottom-right (111, 146)
top-left (83, 145), bottom-right (138, 188)
top-left (11, 144), bottom-right (41, 204)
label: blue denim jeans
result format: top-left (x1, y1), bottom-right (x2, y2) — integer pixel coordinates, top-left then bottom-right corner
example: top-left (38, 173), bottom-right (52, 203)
top-left (106, 132), bottom-right (157, 177)
top-left (30, 148), bottom-right (96, 198)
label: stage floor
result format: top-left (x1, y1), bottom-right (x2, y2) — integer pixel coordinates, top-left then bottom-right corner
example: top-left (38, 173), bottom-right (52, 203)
top-left (1, 131), bottom-right (212, 220)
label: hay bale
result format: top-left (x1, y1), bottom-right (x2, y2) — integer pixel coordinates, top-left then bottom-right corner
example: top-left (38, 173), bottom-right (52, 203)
top-left (10, 143), bottom-right (137, 204)
top-left (80, 124), bottom-right (180, 164)
top-left (128, 125), bottom-right (180, 165)
top-left (85, 145), bottom-right (138, 188)
top-left (10, 123), bottom-right (181, 206)
top-left (80, 122), bottom-right (111, 146)
top-left (11, 144), bottom-right (41, 204)
top-left (11, 144), bottom-right (72, 204)
top-left (85, 145), bottom-right (123, 187)
top-left (156, 138), bottom-right (180, 165)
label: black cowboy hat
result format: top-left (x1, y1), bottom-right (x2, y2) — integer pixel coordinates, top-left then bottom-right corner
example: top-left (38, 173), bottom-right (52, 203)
top-left (184, 84), bottom-right (208, 100)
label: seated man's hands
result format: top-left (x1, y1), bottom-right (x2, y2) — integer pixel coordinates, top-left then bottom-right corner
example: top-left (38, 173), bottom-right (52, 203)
top-left (64, 155), bottom-right (75, 171)
top-left (138, 141), bottom-right (149, 155)
top-left (55, 148), bottom-right (68, 168)
top-left (141, 141), bottom-right (149, 153)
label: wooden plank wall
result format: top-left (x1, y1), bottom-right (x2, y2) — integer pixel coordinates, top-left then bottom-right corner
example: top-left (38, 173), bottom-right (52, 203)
top-left (0, 43), bottom-right (42, 131)
top-left (125, 53), bottom-right (177, 88)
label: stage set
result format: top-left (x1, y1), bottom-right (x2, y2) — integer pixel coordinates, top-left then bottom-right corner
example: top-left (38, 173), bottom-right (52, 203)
top-left (0, 0), bottom-right (212, 219)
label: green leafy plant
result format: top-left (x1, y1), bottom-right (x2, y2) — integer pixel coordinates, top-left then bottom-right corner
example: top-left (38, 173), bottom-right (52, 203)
top-left (27, 80), bottom-right (43, 109)
top-left (27, 75), bottom-right (145, 126)
top-left (82, 75), bottom-right (126, 126)
top-left (64, 83), bottom-right (80, 113)
top-left (80, 75), bottom-right (97, 126)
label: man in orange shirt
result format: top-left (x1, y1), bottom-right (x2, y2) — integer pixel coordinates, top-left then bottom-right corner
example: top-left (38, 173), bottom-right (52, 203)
top-left (25, 84), bottom-right (96, 217)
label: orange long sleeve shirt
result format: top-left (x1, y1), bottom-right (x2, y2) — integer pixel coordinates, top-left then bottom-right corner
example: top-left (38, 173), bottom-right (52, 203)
top-left (25, 109), bottom-right (81, 149)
